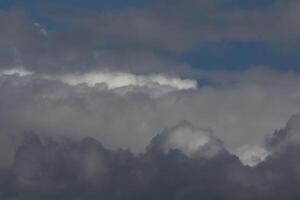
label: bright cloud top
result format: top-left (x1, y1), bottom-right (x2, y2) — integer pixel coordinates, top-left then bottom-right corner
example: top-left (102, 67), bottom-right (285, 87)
top-left (150, 121), bottom-right (224, 159)
top-left (0, 68), bottom-right (34, 76)
top-left (59, 71), bottom-right (198, 90)
top-left (236, 145), bottom-right (270, 167)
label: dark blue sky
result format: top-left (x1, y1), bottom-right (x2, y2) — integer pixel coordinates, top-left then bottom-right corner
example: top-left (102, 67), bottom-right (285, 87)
top-left (180, 41), bottom-right (300, 72)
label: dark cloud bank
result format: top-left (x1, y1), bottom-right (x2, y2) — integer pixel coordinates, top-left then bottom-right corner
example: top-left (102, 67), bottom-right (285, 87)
top-left (1, 115), bottom-right (300, 200)
top-left (1, 0), bottom-right (300, 74)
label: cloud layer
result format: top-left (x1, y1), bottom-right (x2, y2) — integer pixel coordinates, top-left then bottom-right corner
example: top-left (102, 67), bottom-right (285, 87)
top-left (1, 0), bottom-right (300, 74)
top-left (1, 67), bottom-right (300, 167)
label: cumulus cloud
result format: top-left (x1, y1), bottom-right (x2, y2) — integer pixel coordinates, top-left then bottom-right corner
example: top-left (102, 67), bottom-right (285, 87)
top-left (148, 121), bottom-right (224, 158)
top-left (1, 67), bottom-right (300, 168)
top-left (0, 128), bottom-right (237, 200)
top-left (266, 115), bottom-right (300, 150)
top-left (236, 145), bottom-right (269, 167)
top-left (1, 116), bottom-right (300, 199)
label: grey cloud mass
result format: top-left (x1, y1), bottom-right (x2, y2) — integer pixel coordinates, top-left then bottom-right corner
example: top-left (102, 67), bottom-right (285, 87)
top-left (1, 67), bottom-right (300, 166)
top-left (1, 0), bottom-right (300, 199)
top-left (1, 115), bottom-right (300, 199)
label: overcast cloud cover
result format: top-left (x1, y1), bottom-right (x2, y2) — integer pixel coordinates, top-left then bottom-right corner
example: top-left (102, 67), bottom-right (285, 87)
top-left (1, 0), bottom-right (300, 199)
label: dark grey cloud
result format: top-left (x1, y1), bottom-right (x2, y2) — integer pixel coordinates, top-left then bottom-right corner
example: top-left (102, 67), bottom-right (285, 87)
top-left (0, 9), bottom-right (191, 75)
top-left (1, 115), bottom-right (300, 200)
top-left (46, 0), bottom-right (300, 51)
top-left (1, 0), bottom-right (300, 74)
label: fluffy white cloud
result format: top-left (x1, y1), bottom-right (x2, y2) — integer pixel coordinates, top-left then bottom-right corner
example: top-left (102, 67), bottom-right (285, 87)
top-left (236, 145), bottom-right (270, 167)
top-left (156, 121), bottom-right (224, 158)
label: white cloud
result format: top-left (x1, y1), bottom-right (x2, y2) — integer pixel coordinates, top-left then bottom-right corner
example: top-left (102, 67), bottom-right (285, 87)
top-left (159, 121), bottom-right (224, 158)
top-left (236, 145), bottom-right (270, 167)
top-left (59, 71), bottom-right (197, 90)
top-left (0, 68), bottom-right (34, 76)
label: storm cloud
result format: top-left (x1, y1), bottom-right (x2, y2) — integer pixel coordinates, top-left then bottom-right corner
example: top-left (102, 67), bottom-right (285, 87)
top-left (1, 115), bottom-right (300, 199)
top-left (1, 0), bottom-right (300, 199)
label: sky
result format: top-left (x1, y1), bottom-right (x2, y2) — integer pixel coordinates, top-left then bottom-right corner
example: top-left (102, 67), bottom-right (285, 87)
top-left (1, 0), bottom-right (300, 199)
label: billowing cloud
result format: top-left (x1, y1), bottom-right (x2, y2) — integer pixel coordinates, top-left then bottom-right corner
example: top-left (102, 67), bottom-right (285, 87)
top-left (266, 114), bottom-right (300, 150)
top-left (148, 120), bottom-right (224, 158)
top-left (1, 116), bottom-right (300, 199)
top-left (236, 145), bottom-right (269, 167)
top-left (0, 67), bottom-right (300, 167)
